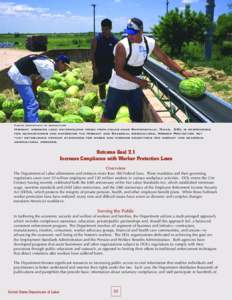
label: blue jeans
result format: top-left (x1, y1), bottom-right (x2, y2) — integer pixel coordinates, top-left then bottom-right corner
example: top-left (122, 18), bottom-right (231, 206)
top-left (14, 84), bottom-right (39, 123)
top-left (103, 87), bottom-right (144, 122)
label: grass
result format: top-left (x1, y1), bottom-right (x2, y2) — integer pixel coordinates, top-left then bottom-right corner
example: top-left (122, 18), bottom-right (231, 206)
top-left (195, 76), bottom-right (232, 102)
top-left (186, 57), bottom-right (232, 76)
top-left (0, 33), bottom-right (93, 50)
top-left (210, 82), bottom-right (231, 92)
top-left (180, 44), bottom-right (232, 76)
top-left (0, 32), bottom-right (122, 50)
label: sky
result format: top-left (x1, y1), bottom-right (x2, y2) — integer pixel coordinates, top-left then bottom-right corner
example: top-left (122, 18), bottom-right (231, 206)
top-left (0, 0), bottom-right (231, 33)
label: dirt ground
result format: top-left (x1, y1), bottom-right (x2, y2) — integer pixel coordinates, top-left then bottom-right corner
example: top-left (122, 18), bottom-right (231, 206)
top-left (0, 49), bottom-right (41, 70)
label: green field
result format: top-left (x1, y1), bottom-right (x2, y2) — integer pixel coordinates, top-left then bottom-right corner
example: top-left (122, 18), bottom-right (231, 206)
top-left (0, 33), bottom-right (122, 50)
top-left (0, 33), bottom-right (94, 50)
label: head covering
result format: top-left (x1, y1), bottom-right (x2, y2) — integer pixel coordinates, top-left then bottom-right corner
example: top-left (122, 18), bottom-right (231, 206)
top-left (55, 54), bottom-right (70, 65)
top-left (125, 18), bottom-right (143, 35)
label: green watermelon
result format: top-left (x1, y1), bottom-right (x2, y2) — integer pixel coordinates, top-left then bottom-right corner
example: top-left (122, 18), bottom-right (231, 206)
top-left (114, 117), bottom-right (131, 123)
top-left (47, 79), bottom-right (60, 90)
top-left (179, 78), bottom-right (206, 98)
top-left (2, 99), bottom-right (21, 118)
top-left (79, 106), bottom-right (96, 122)
top-left (11, 109), bottom-right (24, 122)
top-left (65, 74), bottom-right (78, 86)
top-left (37, 86), bottom-right (47, 93)
top-left (40, 80), bottom-right (48, 88)
top-left (53, 90), bottom-right (66, 106)
top-left (0, 94), bottom-right (7, 109)
top-left (93, 105), bottom-right (104, 122)
top-left (52, 113), bottom-right (63, 122)
top-left (116, 106), bottom-right (129, 119)
top-left (72, 68), bottom-right (81, 78)
top-left (66, 86), bottom-right (79, 98)
top-left (58, 81), bottom-right (68, 90)
top-left (37, 91), bottom-right (51, 109)
top-left (51, 72), bottom-right (63, 82)
top-left (38, 110), bottom-right (55, 122)
top-left (61, 115), bottom-right (84, 123)
top-left (49, 99), bottom-right (57, 113)
top-left (76, 79), bottom-right (85, 90)
top-left (82, 92), bottom-right (98, 108)
top-left (0, 110), bottom-right (7, 122)
top-left (63, 98), bottom-right (82, 115)
top-left (49, 89), bottom-right (63, 98)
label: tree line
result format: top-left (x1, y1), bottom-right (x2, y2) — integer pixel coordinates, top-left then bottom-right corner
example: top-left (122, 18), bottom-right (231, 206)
top-left (152, 3), bottom-right (232, 57)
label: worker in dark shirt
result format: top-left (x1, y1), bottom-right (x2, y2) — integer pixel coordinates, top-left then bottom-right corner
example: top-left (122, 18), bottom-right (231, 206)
top-left (91, 19), bottom-right (118, 101)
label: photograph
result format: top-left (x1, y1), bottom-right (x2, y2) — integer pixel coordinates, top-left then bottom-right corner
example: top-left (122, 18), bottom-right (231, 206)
top-left (0, 0), bottom-right (231, 123)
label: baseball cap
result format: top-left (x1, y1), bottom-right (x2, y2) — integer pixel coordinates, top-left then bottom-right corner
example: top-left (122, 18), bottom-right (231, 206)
top-left (55, 54), bottom-right (71, 66)
top-left (125, 18), bottom-right (143, 35)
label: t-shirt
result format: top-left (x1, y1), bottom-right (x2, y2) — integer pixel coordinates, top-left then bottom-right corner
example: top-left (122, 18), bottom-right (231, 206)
top-left (95, 33), bottom-right (118, 68)
top-left (109, 36), bottom-right (155, 90)
top-left (8, 58), bottom-right (55, 85)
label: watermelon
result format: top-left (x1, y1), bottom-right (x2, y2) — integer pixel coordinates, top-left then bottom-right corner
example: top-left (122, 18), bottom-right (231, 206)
top-left (38, 110), bottom-right (55, 122)
top-left (11, 109), bottom-right (24, 122)
top-left (116, 106), bottom-right (129, 119)
top-left (79, 106), bottom-right (96, 122)
top-left (61, 115), bottom-right (84, 123)
top-left (76, 79), bottom-right (85, 90)
top-left (93, 105), bottom-right (104, 122)
top-left (2, 99), bottom-right (22, 118)
top-left (82, 92), bottom-right (98, 108)
top-left (0, 94), bottom-right (7, 109)
top-left (72, 68), bottom-right (81, 78)
top-left (37, 86), bottom-right (47, 93)
top-left (58, 81), bottom-right (68, 90)
top-left (51, 72), bottom-right (63, 82)
top-left (65, 74), bottom-right (78, 86)
top-left (63, 98), bottom-right (82, 115)
top-left (47, 79), bottom-right (60, 90)
top-left (49, 99), bottom-right (58, 113)
top-left (49, 89), bottom-right (64, 98)
top-left (53, 90), bottom-right (66, 106)
top-left (179, 78), bottom-right (206, 98)
top-left (66, 86), bottom-right (79, 98)
top-left (40, 80), bottom-right (48, 88)
top-left (52, 113), bottom-right (63, 122)
top-left (114, 117), bottom-right (131, 123)
top-left (0, 110), bottom-right (7, 122)
top-left (37, 91), bottom-right (51, 109)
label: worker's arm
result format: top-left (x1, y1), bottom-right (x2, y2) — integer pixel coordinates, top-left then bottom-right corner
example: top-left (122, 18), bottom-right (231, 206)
top-left (153, 44), bottom-right (192, 78)
top-left (31, 75), bottom-right (44, 93)
top-left (90, 37), bottom-right (98, 75)
top-left (114, 43), bottom-right (148, 89)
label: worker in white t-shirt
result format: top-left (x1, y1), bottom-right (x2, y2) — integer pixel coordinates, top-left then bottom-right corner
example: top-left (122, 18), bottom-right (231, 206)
top-left (8, 54), bottom-right (70, 123)
top-left (101, 18), bottom-right (192, 122)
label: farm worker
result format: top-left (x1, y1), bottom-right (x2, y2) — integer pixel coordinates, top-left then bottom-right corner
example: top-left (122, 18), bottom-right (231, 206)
top-left (91, 18), bottom-right (119, 101)
top-left (8, 54), bottom-right (70, 123)
top-left (101, 18), bottom-right (192, 122)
